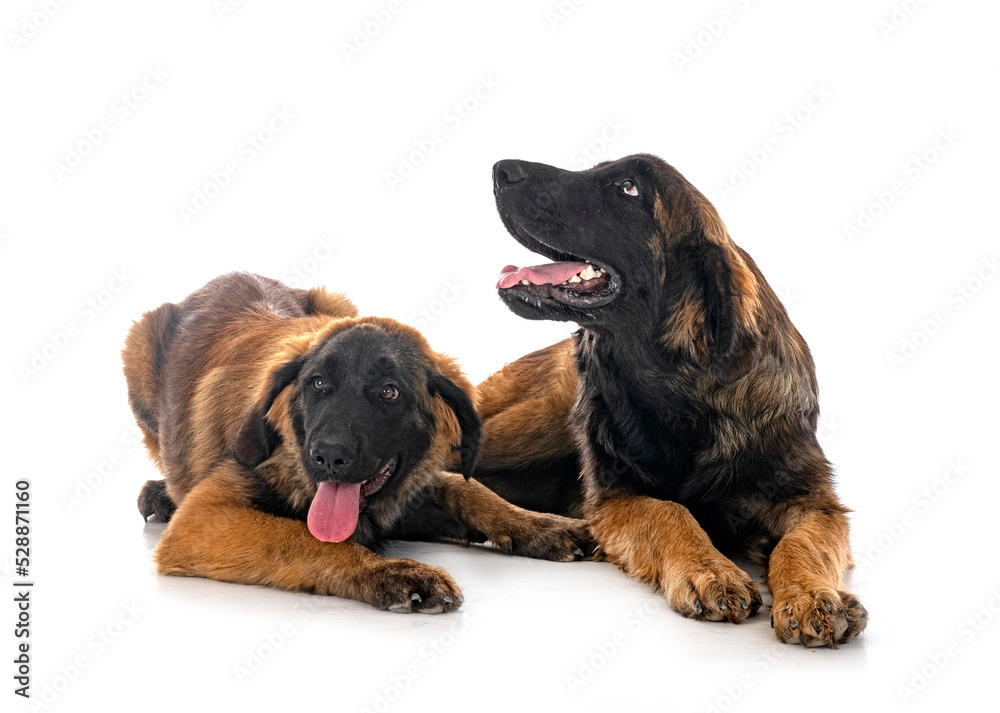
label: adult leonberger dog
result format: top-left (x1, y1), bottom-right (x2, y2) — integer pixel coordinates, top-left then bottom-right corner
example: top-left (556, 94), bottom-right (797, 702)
top-left (122, 272), bottom-right (589, 613)
top-left (471, 154), bottom-right (868, 646)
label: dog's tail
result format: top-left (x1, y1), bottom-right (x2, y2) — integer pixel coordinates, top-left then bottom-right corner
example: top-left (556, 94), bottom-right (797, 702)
top-left (122, 301), bottom-right (181, 470)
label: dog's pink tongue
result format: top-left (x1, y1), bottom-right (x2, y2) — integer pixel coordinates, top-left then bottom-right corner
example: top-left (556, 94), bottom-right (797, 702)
top-left (307, 480), bottom-right (362, 543)
top-left (497, 262), bottom-right (591, 289)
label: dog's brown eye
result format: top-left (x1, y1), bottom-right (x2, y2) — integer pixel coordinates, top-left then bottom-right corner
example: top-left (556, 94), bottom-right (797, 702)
top-left (313, 377), bottom-right (326, 391)
top-left (619, 179), bottom-right (638, 197)
top-left (380, 385), bottom-right (399, 400)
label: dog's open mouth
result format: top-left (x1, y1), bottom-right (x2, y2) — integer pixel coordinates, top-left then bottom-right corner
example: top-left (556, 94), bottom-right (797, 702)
top-left (496, 260), bottom-right (618, 309)
top-left (307, 459), bottom-right (396, 543)
top-left (359, 459), bottom-right (395, 501)
top-left (495, 218), bottom-right (620, 312)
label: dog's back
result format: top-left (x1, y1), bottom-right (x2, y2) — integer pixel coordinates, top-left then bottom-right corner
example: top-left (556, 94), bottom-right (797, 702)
top-left (122, 272), bottom-right (357, 511)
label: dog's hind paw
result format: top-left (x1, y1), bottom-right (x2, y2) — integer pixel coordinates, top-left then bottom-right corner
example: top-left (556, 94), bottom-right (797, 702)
top-left (137, 479), bottom-right (176, 522)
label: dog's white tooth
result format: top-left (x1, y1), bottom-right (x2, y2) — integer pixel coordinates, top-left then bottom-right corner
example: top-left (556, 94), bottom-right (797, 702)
top-left (521, 280), bottom-right (530, 285)
top-left (569, 274), bottom-right (582, 283)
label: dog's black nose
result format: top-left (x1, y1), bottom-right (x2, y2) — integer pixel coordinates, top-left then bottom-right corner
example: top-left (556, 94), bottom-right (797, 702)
top-left (493, 160), bottom-right (527, 189)
top-left (309, 441), bottom-right (352, 474)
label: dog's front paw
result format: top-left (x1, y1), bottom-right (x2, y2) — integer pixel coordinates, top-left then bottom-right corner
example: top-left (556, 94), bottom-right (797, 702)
top-left (491, 513), bottom-right (594, 562)
top-left (661, 555), bottom-right (762, 624)
top-left (771, 588), bottom-right (868, 647)
top-left (364, 559), bottom-right (464, 614)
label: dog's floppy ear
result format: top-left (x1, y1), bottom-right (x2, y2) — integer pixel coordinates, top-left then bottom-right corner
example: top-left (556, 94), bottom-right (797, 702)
top-left (428, 373), bottom-right (482, 479)
top-left (693, 241), bottom-right (762, 385)
top-left (232, 355), bottom-right (306, 467)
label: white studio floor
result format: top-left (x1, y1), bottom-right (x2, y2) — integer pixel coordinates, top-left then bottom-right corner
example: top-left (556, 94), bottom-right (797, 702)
top-left (14, 454), bottom-right (997, 713)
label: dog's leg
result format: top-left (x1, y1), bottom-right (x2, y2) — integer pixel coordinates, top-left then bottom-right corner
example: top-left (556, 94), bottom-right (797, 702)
top-left (588, 492), bottom-right (762, 623)
top-left (766, 509), bottom-right (868, 647)
top-left (154, 469), bottom-right (463, 613)
top-left (430, 473), bottom-right (593, 561)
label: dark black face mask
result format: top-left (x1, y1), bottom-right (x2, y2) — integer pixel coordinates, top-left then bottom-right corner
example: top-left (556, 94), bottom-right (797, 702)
top-left (491, 156), bottom-right (667, 327)
top-left (232, 322), bottom-right (481, 544)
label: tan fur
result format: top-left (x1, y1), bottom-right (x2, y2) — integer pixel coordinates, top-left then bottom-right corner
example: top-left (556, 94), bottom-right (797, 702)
top-left (434, 473), bottom-right (587, 560)
top-left (764, 508), bottom-right (865, 647)
top-left (155, 466), bottom-right (462, 609)
top-left (585, 490), bottom-right (762, 623)
top-left (475, 157), bottom-right (867, 644)
top-left (692, 193), bottom-right (762, 331)
top-left (659, 288), bottom-right (704, 355)
top-left (125, 273), bottom-right (591, 612)
top-left (472, 340), bottom-right (578, 469)
top-left (122, 302), bottom-right (179, 468)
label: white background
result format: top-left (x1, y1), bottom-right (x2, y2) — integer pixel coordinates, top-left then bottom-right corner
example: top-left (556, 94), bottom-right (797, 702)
top-left (3, 1), bottom-right (999, 711)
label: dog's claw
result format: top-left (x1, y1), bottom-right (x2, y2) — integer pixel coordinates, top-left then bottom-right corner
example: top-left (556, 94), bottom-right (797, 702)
top-left (772, 589), bottom-right (867, 646)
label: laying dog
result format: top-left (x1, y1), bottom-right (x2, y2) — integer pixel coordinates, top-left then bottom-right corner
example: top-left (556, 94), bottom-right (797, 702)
top-left (473, 155), bottom-right (868, 646)
top-left (123, 272), bottom-right (590, 613)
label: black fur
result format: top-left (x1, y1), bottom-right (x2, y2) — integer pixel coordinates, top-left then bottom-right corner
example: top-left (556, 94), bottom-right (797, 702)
top-left (428, 373), bottom-right (482, 479)
top-left (233, 355), bottom-right (306, 468)
top-left (491, 155), bottom-right (838, 558)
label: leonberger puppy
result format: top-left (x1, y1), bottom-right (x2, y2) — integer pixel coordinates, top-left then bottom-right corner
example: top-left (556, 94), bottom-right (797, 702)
top-left (122, 272), bottom-right (590, 613)
top-left (472, 155), bottom-right (868, 646)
